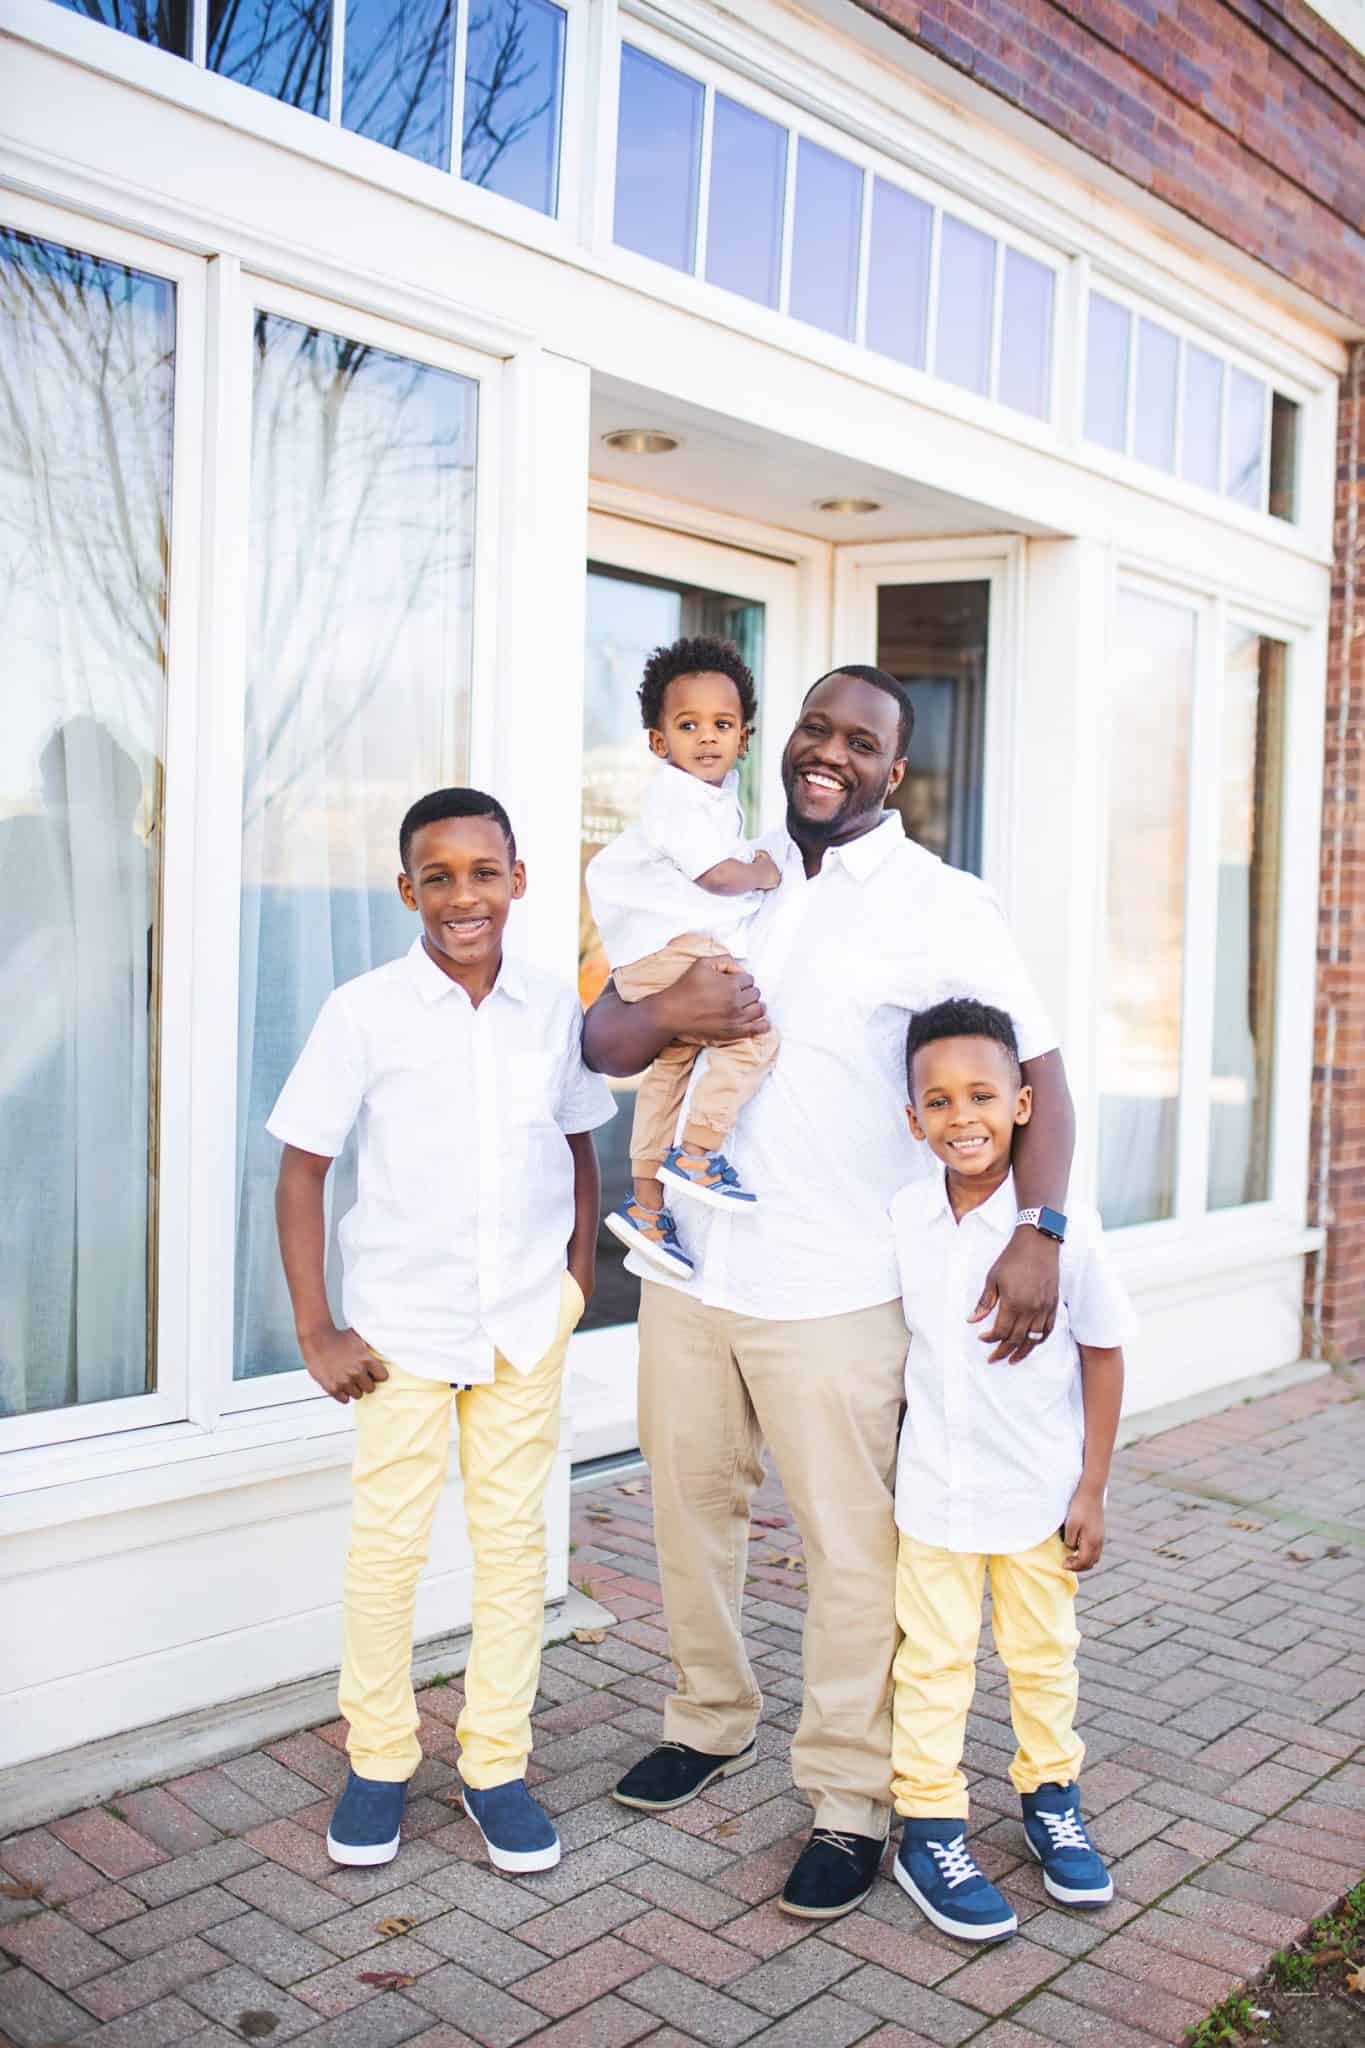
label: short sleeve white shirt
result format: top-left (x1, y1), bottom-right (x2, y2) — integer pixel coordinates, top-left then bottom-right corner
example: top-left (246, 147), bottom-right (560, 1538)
top-left (892, 1169), bottom-right (1137, 1554)
top-left (625, 815), bottom-right (1059, 1321)
top-left (586, 764), bottom-right (761, 969)
top-left (266, 939), bottom-right (615, 1383)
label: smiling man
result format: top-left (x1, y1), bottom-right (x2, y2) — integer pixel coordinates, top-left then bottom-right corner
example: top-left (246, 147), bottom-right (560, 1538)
top-left (583, 662), bottom-right (1075, 1921)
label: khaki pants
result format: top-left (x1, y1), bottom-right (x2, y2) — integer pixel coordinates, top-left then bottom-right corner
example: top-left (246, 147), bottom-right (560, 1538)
top-left (891, 1532), bottom-right (1084, 1819)
top-left (638, 1278), bottom-right (907, 1837)
top-left (615, 934), bottom-right (780, 1177)
top-left (339, 1272), bottom-right (584, 1787)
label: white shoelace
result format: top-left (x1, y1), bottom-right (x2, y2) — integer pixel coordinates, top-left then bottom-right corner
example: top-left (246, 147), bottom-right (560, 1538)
top-left (1039, 1808), bottom-right (1089, 1852)
top-left (930, 1836), bottom-right (981, 1889)
top-left (812, 1830), bottom-right (860, 1862)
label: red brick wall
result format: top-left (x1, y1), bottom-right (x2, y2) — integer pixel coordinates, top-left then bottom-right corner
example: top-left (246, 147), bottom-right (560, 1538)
top-left (1311, 344), bottom-right (1365, 1363)
top-left (854, 0), bottom-right (1365, 325)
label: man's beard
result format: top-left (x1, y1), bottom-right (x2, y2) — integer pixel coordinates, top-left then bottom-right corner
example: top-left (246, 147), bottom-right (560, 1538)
top-left (783, 772), bottom-right (893, 846)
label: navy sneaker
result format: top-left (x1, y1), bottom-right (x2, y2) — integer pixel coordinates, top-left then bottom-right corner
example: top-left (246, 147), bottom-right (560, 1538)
top-left (659, 1145), bottom-right (758, 1212)
top-left (326, 1771), bottom-right (406, 1867)
top-left (463, 1779), bottom-right (561, 1873)
top-left (1021, 1782), bottom-right (1113, 1905)
top-left (894, 1820), bottom-right (1018, 1942)
top-left (603, 1199), bottom-right (695, 1281)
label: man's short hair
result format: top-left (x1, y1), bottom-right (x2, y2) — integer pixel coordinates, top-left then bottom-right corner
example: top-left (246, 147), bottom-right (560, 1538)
top-left (905, 996), bottom-right (1021, 1095)
top-left (639, 635), bottom-right (758, 731)
top-left (807, 665), bottom-right (914, 759)
top-left (399, 788), bottom-right (517, 871)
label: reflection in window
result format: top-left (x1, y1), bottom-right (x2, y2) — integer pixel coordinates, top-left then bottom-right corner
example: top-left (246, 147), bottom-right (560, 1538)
top-left (1209, 630), bottom-right (1285, 1210)
top-left (1226, 367), bottom-right (1266, 510)
top-left (1269, 393), bottom-right (1299, 523)
top-left (236, 315), bottom-right (477, 1378)
top-left (208, 0), bottom-right (331, 112)
top-left (788, 138), bottom-right (862, 341)
top-left (613, 44), bottom-right (703, 272)
top-left (1084, 293), bottom-right (1130, 452)
top-left (997, 248), bottom-right (1052, 419)
top-left (1181, 344), bottom-right (1223, 492)
top-left (865, 178), bottom-right (931, 371)
top-left (0, 228), bottom-right (173, 1420)
top-left (935, 213), bottom-right (995, 397)
top-left (1134, 318), bottom-right (1178, 472)
top-left (462, 0), bottom-right (565, 214)
top-left (705, 95), bottom-right (787, 309)
top-left (51, 0), bottom-right (189, 52)
top-left (1098, 589), bottom-right (1196, 1229)
top-left (342, 0), bottom-right (455, 167)
top-left (876, 580), bottom-right (987, 875)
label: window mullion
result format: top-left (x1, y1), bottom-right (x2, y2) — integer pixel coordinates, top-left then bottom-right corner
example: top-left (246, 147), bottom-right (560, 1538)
top-left (693, 82), bottom-right (714, 278)
top-left (1175, 596), bottom-right (1223, 1223)
top-left (449, 0), bottom-right (471, 187)
top-left (777, 125), bottom-right (797, 314)
top-left (327, 0), bottom-right (344, 127)
top-left (192, 0), bottom-right (207, 68)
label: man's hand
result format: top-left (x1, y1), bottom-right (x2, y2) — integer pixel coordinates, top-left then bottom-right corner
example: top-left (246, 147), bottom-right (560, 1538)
top-left (1063, 1486), bottom-right (1105, 1571)
top-left (969, 1226), bottom-right (1060, 1363)
top-left (300, 1326), bottom-right (390, 1404)
top-left (660, 955), bottom-right (770, 1043)
top-left (749, 851), bottom-right (782, 891)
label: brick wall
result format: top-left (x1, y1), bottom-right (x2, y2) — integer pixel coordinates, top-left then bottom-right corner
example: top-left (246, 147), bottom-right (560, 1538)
top-left (854, 0), bottom-right (1365, 326)
top-left (1311, 343), bottom-right (1365, 1363)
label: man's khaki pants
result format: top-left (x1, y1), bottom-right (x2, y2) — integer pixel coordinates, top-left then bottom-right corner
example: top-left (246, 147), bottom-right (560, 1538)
top-left (638, 1278), bottom-right (908, 1838)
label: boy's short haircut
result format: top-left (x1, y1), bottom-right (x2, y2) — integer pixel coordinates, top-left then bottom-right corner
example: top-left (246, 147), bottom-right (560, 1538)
top-left (808, 664), bottom-right (914, 759)
top-left (639, 635), bottom-right (758, 732)
top-left (399, 788), bottom-right (517, 871)
top-left (906, 996), bottom-right (1021, 1095)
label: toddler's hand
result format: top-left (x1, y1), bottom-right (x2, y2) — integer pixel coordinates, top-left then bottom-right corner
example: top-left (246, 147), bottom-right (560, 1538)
top-left (300, 1325), bottom-right (390, 1404)
top-left (1062, 1487), bottom-right (1105, 1571)
top-left (749, 851), bottom-right (782, 891)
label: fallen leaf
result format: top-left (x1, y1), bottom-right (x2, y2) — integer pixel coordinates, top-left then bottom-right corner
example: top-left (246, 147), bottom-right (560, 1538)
top-left (375, 1916), bottom-right (416, 1939)
top-left (237, 2013), bottom-right (280, 2040)
top-left (1345, 1964), bottom-right (1365, 1994)
top-left (619, 1480), bottom-right (645, 1495)
top-left (712, 1818), bottom-right (740, 1838)
top-left (585, 1506), bottom-right (613, 1523)
top-left (1227, 1519), bottom-right (1262, 1531)
top-left (0, 1879), bottom-right (45, 1901)
top-left (1311, 1946), bottom-right (1344, 1968)
top-left (573, 1628), bottom-right (607, 1644)
top-left (1286, 1551), bottom-right (1311, 1562)
top-left (357, 1970), bottom-right (417, 1990)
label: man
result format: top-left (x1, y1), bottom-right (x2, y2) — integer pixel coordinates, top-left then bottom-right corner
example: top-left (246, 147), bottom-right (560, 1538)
top-left (583, 660), bottom-right (1074, 1921)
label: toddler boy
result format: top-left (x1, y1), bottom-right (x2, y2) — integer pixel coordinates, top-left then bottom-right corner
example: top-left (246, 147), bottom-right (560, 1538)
top-left (269, 787), bottom-right (613, 1873)
top-left (888, 997), bottom-right (1133, 1942)
top-left (586, 634), bottom-right (781, 1281)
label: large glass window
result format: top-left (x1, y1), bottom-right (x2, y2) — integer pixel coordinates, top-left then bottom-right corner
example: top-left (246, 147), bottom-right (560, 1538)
top-left (1181, 344), bottom-right (1223, 492)
top-left (1098, 589), bottom-right (1196, 1229)
top-left (341, 0), bottom-right (455, 168)
top-left (997, 249), bottom-right (1053, 420)
top-left (461, 0), bottom-right (566, 215)
top-left (235, 314), bottom-right (477, 1378)
top-left (934, 212), bottom-right (995, 397)
top-left (1084, 293), bottom-right (1130, 453)
top-left (865, 178), bottom-right (931, 371)
top-left (788, 138), bottom-right (862, 341)
top-left (613, 45), bottom-right (704, 272)
top-left (1134, 318), bottom-right (1179, 473)
top-left (208, 0), bottom-right (332, 113)
top-left (1226, 366), bottom-right (1267, 510)
top-left (51, 0), bottom-right (189, 52)
top-left (705, 95), bottom-right (787, 309)
top-left (0, 228), bottom-right (174, 1420)
top-left (875, 580), bottom-right (988, 874)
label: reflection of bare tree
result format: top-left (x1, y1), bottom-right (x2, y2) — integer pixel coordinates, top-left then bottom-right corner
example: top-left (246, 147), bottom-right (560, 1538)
top-left (342, 0), bottom-right (453, 165)
top-left (208, 0), bottom-right (330, 113)
top-left (462, 0), bottom-right (557, 189)
top-left (55, 0), bottom-right (188, 54)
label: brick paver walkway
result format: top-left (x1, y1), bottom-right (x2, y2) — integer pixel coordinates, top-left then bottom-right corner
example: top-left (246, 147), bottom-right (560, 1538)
top-left (4, 1368), bottom-right (1365, 2048)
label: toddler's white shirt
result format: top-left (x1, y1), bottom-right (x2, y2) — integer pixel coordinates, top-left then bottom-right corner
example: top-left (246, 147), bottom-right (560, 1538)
top-left (266, 939), bottom-right (615, 1383)
top-left (891, 1167), bottom-right (1137, 1555)
top-left (587, 763), bottom-right (762, 970)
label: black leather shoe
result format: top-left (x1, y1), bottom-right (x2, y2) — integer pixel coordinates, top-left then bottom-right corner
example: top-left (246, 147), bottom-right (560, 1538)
top-left (780, 1828), bottom-right (885, 1918)
top-left (612, 1738), bottom-right (757, 1811)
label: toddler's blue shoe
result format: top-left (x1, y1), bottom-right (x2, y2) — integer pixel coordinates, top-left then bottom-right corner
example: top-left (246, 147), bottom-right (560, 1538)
top-left (326, 1771), bottom-right (406, 1867)
top-left (894, 1820), bottom-right (1017, 1942)
top-left (603, 1198), bottom-right (695, 1281)
top-left (1021, 1782), bottom-right (1113, 1905)
top-left (659, 1145), bottom-right (757, 1212)
top-left (463, 1779), bottom-right (561, 1873)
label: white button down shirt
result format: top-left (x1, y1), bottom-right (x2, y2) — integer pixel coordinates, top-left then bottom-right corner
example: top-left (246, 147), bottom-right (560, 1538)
top-left (625, 815), bottom-right (1057, 1321)
top-left (587, 763), bottom-right (761, 970)
top-left (893, 1170), bottom-right (1137, 1555)
top-left (266, 939), bottom-right (615, 1383)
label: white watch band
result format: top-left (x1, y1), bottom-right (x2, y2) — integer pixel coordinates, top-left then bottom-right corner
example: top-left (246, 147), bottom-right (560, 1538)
top-left (1016, 1207), bottom-right (1042, 1230)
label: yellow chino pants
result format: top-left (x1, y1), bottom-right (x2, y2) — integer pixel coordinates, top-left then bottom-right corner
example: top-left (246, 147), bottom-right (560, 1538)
top-left (891, 1531), bottom-right (1084, 1820)
top-left (338, 1272), bottom-right (583, 1788)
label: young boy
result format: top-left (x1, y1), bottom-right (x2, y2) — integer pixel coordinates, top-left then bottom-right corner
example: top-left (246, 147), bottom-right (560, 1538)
top-left (586, 635), bottom-right (780, 1282)
top-left (269, 787), bottom-right (614, 1874)
top-left (888, 997), bottom-right (1133, 1943)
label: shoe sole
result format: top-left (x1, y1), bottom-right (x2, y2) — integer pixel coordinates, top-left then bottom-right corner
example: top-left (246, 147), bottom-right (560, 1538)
top-left (658, 1167), bottom-right (758, 1214)
top-left (1025, 1836), bottom-right (1114, 1906)
top-left (326, 1829), bottom-right (401, 1868)
top-left (612, 1745), bottom-right (756, 1812)
top-left (893, 1856), bottom-right (1017, 1941)
top-left (778, 1875), bottom-right (879, 1921)
top-left (603, 1210), bottom-right (694, 1281)
top-left (462, 1794), bottom-right (561, 1873)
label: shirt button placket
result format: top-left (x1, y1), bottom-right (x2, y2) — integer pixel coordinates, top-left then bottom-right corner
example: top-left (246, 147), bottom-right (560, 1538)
top-left (474, 1004), bottom-right (499, 1351)
top-left (945, 1230), bottom-right (973, 1553)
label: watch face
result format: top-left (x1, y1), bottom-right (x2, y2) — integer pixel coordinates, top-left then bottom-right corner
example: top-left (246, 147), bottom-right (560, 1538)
top-left (1039, 1207), bottom-right (1067, 1240)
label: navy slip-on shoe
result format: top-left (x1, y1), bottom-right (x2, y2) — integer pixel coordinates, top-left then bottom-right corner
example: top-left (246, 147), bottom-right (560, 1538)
top-left (463, 1779), bottom-right (561, 1873)
top-left (326, 1771), bottom-right (406, 1867)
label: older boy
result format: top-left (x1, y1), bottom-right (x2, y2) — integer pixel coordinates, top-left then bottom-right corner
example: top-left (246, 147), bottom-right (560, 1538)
top-left (270, 787), bottom-right (613, 1874)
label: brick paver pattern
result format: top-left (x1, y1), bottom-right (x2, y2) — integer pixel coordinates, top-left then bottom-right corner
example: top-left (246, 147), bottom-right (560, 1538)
top-left (4, 1367), bottom-right (1365, 2047)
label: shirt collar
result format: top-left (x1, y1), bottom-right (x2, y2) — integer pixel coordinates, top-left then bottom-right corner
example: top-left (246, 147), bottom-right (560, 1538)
top-left (927, 1165), bottom-right (1017, 1230)
top-left (405, 935), bottom-right (527, 1006)
top-left (775, 811), bottom-right (904, 881)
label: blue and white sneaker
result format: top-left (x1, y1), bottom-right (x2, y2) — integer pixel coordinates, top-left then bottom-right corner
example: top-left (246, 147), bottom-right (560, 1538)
top-left (603, 1199), bottom-right (695, 1281)
top-left (894, 1820), bottom-right (1018, 1942)
top-left (463, 1780), bottom-right (561, 1873)
top-left (326, 1771), bottom-right (406, 1867)
top-left (1021, 1783), bottom-right (1113, 1906)
top-left (659, 1146), bottom-right (758, 1212)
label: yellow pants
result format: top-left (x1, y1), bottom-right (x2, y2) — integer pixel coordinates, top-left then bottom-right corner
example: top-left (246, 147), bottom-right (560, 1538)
top-left (338, 1272), bottom-right (583, 1788)
top-left (891, 1531), bottom-right (1084, 1820)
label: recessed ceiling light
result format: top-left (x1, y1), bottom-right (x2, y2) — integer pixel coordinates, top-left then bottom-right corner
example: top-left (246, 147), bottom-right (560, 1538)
top-left (816, 496), bottom-right (882, 515)
top-left (603, 428), bottom-right (681, 455)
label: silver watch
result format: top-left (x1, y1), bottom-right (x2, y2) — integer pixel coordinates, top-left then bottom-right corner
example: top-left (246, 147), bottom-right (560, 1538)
top-left (1016, 1206), bottom-right (1067, 1242)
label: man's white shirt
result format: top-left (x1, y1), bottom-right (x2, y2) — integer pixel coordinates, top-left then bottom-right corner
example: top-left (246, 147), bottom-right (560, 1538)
top-left (587, 762), bottom-right (761, 970)
top-left (892, 1169), bottom-right (1137, 1555)
top-left (266, 938), bottom-right (615, 1384)
top-left (624, 814), bottom-right (1058, 1320)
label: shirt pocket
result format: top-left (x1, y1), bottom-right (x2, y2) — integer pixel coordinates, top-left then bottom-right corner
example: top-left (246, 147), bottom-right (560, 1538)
top-left (502, 1046), bottom-right (562, 1139)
